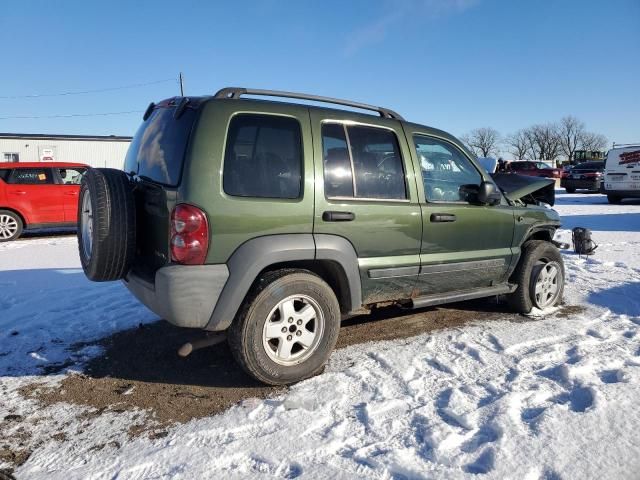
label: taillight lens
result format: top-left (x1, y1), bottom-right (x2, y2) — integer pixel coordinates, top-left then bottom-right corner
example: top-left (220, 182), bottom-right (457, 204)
top-left (170, 204), bottom-right (209, 265)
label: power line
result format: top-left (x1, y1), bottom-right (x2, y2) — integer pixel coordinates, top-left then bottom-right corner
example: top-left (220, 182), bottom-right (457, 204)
top-left (0, 110), bottom-right (144, 120)
top-left (0, 78), bottom-right (175, 99)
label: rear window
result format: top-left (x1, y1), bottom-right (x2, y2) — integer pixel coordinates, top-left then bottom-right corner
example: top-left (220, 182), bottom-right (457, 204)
top-left (223, 114), bottom-right (302, 199)
top-left (124, 104), bottom-right (198, 187)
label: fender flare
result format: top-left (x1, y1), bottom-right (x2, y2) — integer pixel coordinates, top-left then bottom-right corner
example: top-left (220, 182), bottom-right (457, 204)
top-left (205, 233), bottom-right (363, 331)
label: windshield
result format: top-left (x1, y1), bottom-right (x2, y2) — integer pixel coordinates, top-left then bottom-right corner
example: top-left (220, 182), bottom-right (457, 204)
top-left (124, 103), bottom-right (199, 186)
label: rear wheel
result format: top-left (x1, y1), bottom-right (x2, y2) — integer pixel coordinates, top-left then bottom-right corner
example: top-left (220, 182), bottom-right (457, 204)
top-left (78, 168), bottom-right (136, 281)
top-left (508, 240), bottom-right (565, 314)
top-left (0, 210), bottom-right (23, 242)
top-left (607, 195), bottom-right (622, 204)
top-left (228, 269), bottom-right (341, 385)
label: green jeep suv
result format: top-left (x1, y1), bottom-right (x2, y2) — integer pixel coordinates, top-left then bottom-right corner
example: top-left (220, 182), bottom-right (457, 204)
top-left (78, 87), bottom-right (564, 385)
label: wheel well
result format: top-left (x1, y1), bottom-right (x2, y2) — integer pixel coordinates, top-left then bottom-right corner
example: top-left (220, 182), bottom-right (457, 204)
top-left (0, 207), bottom-right (26, 227)
top-left (524, 229), bottom-right (553, 244)
top-left (260, 260), bottom-right (352, 314)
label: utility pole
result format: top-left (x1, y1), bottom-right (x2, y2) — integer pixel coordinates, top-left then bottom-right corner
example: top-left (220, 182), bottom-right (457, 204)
top-left (179, 72), bottom-right (184, 96)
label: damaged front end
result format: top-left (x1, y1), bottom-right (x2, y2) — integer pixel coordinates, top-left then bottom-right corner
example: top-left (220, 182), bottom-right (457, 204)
top-left (492, 173), bottom-right (556, 206)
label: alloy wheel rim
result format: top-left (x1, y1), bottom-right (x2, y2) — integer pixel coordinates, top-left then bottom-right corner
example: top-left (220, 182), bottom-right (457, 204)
top-left (81, 192), bottom-right (93, 258)
top-left (532, 261), bottom-right (562, 309)
top-left (0, 214), bottom-right (18, 239)
top-left (262, 294), bottom-right (325, 366)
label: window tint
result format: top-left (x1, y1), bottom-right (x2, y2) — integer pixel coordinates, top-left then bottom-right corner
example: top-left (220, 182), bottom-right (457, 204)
top-left (223, 114), bottom-right (302, 199)
top-left (8, 168), bottom-right (53, 185)
top-left (322, 123), bottom-right (354, 197)
top-left (124, 105), bottom-right (198, 186)
top-left (0, 169), bottom-right (9, 182)
top-left (414, 135), bottom-right (482, 202)
top-left (56, 167), bottom-right (86, 185)
top-left (321, 123), bottom-right (407, 200)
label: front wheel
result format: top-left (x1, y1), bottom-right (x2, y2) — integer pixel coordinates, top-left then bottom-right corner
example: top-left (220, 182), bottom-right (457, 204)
top-left (508, 240), bottom-right (565, 314)
top-left (565, 187), bottom-right (576, 194)
top-left (607, 195), bottom-right (622, 204)
top-left (228, 269), bottom-right (341, 385)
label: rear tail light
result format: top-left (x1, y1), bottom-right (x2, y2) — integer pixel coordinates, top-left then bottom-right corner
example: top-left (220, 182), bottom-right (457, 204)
top-left (584, 172), bottom-right (602, 178)
top-left (170, 204), bottom-right (209, 265)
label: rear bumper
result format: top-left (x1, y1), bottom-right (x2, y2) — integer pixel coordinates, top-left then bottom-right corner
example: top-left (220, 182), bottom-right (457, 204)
top-left (123, 264), bottom-right (229, 329)
top-left (560, 178), bottom-right (600, 190)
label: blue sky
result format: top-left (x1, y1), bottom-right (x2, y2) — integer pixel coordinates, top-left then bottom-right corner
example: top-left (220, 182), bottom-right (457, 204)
top-left (1, 0), bottom-right (638, 149)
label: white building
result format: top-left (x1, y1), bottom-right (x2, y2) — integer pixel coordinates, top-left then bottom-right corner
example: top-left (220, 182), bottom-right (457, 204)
top-left (0, 133), bottom-right (132, 169)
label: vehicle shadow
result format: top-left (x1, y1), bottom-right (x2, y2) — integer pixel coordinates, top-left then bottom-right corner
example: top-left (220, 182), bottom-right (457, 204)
top-left (558, 213), bottom-right (640, 232)
top-left (20, 228), bottom-right (76, 239)
top-left (19, 300), bottom-right (510, 424)
top-left (4, 266), bottom-right (518, 423)
top-left (588, 282), bottom-right (640, 317)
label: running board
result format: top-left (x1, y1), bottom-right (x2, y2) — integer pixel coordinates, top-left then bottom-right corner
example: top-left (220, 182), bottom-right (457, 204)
top-left (409, 284), bottom-right (516, 309)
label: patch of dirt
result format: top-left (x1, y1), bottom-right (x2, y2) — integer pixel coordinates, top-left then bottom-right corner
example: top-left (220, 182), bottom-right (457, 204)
top-left (20, 300), bottom-right (509, 434)
top-left (554, 304), bottom-right (587, 318)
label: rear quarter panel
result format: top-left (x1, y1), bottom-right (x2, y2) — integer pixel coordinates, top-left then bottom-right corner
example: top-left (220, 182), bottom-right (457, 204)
top-left (181, 100), bottom-right (315, 264)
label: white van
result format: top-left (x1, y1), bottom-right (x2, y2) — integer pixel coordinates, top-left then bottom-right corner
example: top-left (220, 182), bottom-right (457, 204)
top-left (602, 144), bottom-right (640, 203)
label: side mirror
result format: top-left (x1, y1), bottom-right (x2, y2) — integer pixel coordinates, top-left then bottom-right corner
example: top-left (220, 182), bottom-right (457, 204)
top-left (477, 181), bottom-right (502, 206)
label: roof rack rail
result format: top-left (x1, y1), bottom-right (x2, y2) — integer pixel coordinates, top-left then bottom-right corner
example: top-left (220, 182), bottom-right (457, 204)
top-left (612, 142), bottom-right (640, 148)
top-left (213, 87), bottom-right (404, 120)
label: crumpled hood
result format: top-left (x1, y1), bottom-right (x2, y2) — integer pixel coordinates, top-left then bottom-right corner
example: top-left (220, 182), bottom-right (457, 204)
top-left (492, 173), bottom-right (556, 206)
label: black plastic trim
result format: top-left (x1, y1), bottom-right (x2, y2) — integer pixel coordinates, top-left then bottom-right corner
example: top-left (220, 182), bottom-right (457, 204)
top-left (410, 284), bottom-right (515, 309)
top-left (206, 234), bottom-right (316, 331)
top-left (420, 258), bottom-right (505, 275)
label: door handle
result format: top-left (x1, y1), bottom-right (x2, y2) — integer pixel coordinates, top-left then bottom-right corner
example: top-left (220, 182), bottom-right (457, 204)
top-left (322, 211), bottom-right (355, 222)
top-left (64, 192), bottom-right (79, 196)
top-left (430, 213), bottom-right (456, 223)
top-left (9, 191), bottom-right (27, 195)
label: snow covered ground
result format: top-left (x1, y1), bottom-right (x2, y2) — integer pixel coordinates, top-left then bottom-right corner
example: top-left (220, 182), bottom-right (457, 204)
top-left (1, 192), bottom-right (639, 479)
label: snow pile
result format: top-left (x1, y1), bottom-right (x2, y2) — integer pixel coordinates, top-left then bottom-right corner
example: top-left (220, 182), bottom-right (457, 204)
top-left (1, 194), bottom-right (640, 479)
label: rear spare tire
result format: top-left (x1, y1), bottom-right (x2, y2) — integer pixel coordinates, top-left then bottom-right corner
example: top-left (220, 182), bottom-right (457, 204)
top-left (78, 168), bottom-right (136, 281)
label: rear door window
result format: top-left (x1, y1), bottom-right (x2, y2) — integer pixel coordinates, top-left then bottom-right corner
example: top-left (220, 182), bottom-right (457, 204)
top-left (321, 123), bottom-right (407, 200)
top-left (223, 114), bottom-right (303, 199)
top-left (8, 168), bottom-right (54, 184)
top-left (124, 103), bottom-right (198, 186)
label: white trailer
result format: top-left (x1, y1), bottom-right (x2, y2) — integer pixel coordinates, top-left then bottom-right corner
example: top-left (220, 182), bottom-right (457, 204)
top-left (0, 133), bottom-right (131, 169)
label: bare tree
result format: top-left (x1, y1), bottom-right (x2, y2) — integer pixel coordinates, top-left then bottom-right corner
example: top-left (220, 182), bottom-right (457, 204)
top-left (559, 116), bottom-right (586, 163)
top-left (504, 130), bottom-right (530, 160)
top-left (461, 127), bottom-right (501, 157)
top-left (581, 131), bottom-right (608, 152)
top-left (525, 123), bottom-right (562, 164)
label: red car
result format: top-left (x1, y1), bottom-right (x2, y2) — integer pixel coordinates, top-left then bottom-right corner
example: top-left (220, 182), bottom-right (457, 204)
top-left (507, 161), bottom-right (562, 179)
top-left (0, 162), bottom-right (88, 241)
